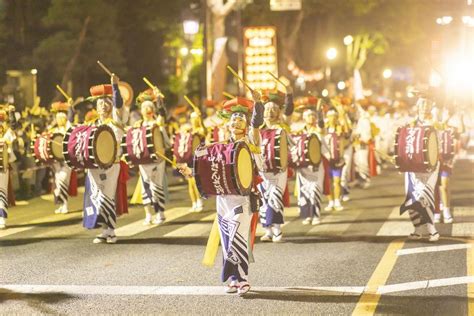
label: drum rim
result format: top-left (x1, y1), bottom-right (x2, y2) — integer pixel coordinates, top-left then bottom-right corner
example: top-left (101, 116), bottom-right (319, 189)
top-left (424, 128), bottom-right (438, 169)
top-left (93, 124), bottom-right (117, 169)
top-left (307, 134), bottom-right (322, 166)
top-left (51, 132), bottom-right (65, 161)
top-left (0, 141), bottom-right (8, 171)
top-left (231, 141), bottom-right (253, 195)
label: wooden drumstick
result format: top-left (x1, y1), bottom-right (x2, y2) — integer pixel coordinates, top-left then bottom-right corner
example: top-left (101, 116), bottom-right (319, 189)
top-left (97, 60), bottom-right (113, 76)
top-left (374, 148), bottom-right (396, 165)
top-left (154, 151), bottom-right (177, 169)
top-left (142, 77), bottom-right (165, 98)
top-left (267, 71), bottom-right (286, 87)
top-left (184, 95), bottom-right (201, 113)
top-left (222, 91), bottom-right (235, 99)
top-left (226, 66), bottom-right (254, 92)
top-left (55, 85), bottom-right (72, 102)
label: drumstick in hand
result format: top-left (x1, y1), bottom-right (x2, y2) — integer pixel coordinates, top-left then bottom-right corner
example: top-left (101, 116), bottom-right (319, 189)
top-left (154, 151), bottom-right (177, 169)
top-left (374, 148), bottom-right (396, 165)
top-left (184, 95), bottom-right (201, 113)
top-left (227, 66), bottom-right (254, 93)
top-left (97, 60), bottom-right (113, 76)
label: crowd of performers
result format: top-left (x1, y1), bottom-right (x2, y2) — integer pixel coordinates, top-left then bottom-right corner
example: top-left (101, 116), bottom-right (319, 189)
top-left (0, 72), bottom-right (469, 295)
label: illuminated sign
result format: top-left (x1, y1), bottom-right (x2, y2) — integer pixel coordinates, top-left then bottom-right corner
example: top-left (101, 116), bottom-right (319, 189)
top-left (243, 26), bottom-right (278, 91)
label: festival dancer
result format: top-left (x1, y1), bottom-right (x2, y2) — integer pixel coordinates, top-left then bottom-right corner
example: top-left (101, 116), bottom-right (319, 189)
top-left (49, 101), bottom-right (75, 214)
top-left (135, 88), bottom-right (171, 225)
top-left (323, 107), bottom-right (348, 212)
top-left (293, 98), bottom-right (326, 225)
top-left (258, 87), bottom-right (294, 242)
top-left (400, 96), bottom-right (440, 242)
top-left (0, 105), bottom-right (18, 229)
top-left (83, 74), bottom-right (127, 244)
top-left (177, 90), bottom-right (264, 295)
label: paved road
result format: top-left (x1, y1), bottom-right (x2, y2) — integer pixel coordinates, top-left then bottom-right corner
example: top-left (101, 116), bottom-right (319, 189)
top-left (0, 160), bottom-right (473, 315)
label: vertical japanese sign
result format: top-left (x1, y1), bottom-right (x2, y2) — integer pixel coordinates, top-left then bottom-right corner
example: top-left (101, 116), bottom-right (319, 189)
top-left (243, 26), bottom-right (278, 93)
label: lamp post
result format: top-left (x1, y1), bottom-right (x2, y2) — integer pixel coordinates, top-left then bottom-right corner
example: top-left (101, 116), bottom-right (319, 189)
top-left (325, 47), bottom-right (337, 83)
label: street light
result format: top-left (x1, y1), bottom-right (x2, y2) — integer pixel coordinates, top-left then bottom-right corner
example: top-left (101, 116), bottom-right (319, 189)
top-left (343, 35), bottom-right (353, 46)
top-left (383, 68), bottom-right (392, 79)
top-left (326, 47), bottom-right (337, 60)
top-left (337, 81), bottom-right (346, 90)
top-left (183, 19), bottom-right (199, 36)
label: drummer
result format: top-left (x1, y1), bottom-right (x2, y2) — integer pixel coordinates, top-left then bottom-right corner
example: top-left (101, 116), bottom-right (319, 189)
top-left (203, 99), bottom-right (226, 143)
top-left (83, 74), bottom-right (127, 244)
top-left (48, 101), bottom-right (76, 214)
top-left (177, 90), bottom-right (264, 295)
top-left (134, 88), bottom-right (171, 225)
top-left (323, 107), bottom-right (348, 212)
top-left (0, 105), bottom-right (18, 230)
top-left (292, 97), bottom-right (326, 225)
top-left (400, 95), bottom-right (439, 242)
top-left (175, 105), bottom-right (206, 212)
top-left (258, 86), bottom-right (293, 242)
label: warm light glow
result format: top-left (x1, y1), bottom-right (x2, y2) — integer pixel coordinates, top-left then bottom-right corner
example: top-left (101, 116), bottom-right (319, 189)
top-left (462, 16), bottom-right (474, 27)
top-left (179, 47), bottom-right (189, 56)
top-left (190, 48), bottom-right (203, 56)
top-left (337, 81), bottom-right (346, 90)
top-left (429, 70), bottom-right (442, 87)
top-left (183, 20), bottom-right (199, 35)
top-left (443, 54), bottom-right (474, 93)
top-left (322, 89), bottom-right (329, 97)
top-left (296, 76), bottom-right (305, 84)
top-left (30, 69), bottom-right (38, 75)
top-left (326, 48), bottom-right (337, 60)
top-left (382, 68), bottom-right (392, 79)
top-left (343, 35), bottom-right (353, 46)
top-left (436, 15), bottom-right (453, 25)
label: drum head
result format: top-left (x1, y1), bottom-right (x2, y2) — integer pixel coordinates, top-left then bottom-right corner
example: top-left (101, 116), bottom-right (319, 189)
top-left (279, 129), bottom-right (288, 169)
top-left (192, 134), bottom-right (202, 151)
top-left (307, 135), bottom-right (321, 165)
top-left (236, 145), bottom-right (253, 192)
top-left (427, 131), bottom-right (439, 167)
top-left (95, 127), bottom-right (117, 167)
top-left (151, 126), bottom-right (165, 156)
top-left (51, 134), bottom-right (64, 160)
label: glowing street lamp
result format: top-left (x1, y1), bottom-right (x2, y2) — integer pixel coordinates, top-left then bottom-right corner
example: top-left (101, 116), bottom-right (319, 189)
top-left (383, 68), bottom-right (392, 79)
top-left (326, 47), bottom-right (338, 60)
top-left (337, 81), bottom-right (346, 90)
top-left (343, 35), bottom-right (353, 46)
top-left (183, 19), bottom-right (199, 36)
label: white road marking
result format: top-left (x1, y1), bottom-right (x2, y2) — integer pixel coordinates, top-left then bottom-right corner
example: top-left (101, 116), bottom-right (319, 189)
top-left (376, 206), bottom-right (412, 236)
top-left (0, 226), bottom-right (34, 238)
top-left (397, 244), bottom-right (472, 256)
top-left (115, 207), bottom-right (190, 237)
top-left (377, 276), bottom-right (474, 294)
top-left (2, 277), bottom-right (473, 297)
top-left (163, 213), bottom-right (215, 237)
top-left (0, 284), bottom-right (365, 296)
top-left (306, 208), bottom-right (363, 236)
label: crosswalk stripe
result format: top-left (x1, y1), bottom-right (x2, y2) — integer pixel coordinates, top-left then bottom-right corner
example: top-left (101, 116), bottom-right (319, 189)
top-left (163, 213), bottom-right (215, 237)
top-left (397, 244), bottom-right (472, 256)
top-left (0, 226), bottom-right (34, 238)
top-left (376, 206), bottom-right (412, 236)
top-left (306, 208), bottom-right (363, 236)
top-left (0, 284), bottom-right (365, 296)
top-left (377, 276), bottom-right (474, 295)
top-left (452, 207), bottom-right (474, 237)
top-left (115, 207), bottom-right (190, 237)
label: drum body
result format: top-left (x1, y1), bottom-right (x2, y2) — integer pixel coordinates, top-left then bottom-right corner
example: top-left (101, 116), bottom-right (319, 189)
top-left (173, 132), bottom-right (202, 164)
top-left (326, 133), bottom-right (344, 168)
top-left (193, 141), bottom-right (254, 196)
top-left (122, 125), bottom-right (165, 165)
top-left (289, 134), bottom-right (321, 168)
top-left (63, 125), bottom-right (117, 169)
top-left (439, 128), bottom-right (455, 163)
top-left (33, 133), bottom-right (64, 164)
top-left (394, 126), bottom-right (438, 173)
top-left (0, 141), bottom-right (9, 172)
top-left (260, 128), bottom-right (288, 173)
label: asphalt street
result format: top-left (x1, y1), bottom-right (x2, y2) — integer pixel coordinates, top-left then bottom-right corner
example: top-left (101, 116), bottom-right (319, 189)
top-left (0, 160), bottom-right (473, 315)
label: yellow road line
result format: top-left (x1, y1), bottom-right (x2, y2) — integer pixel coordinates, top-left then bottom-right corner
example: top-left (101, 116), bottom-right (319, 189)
top-left (468, 239), bottom-right (474, 316)
top-left (352, 239), bottom-right (405, 316)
